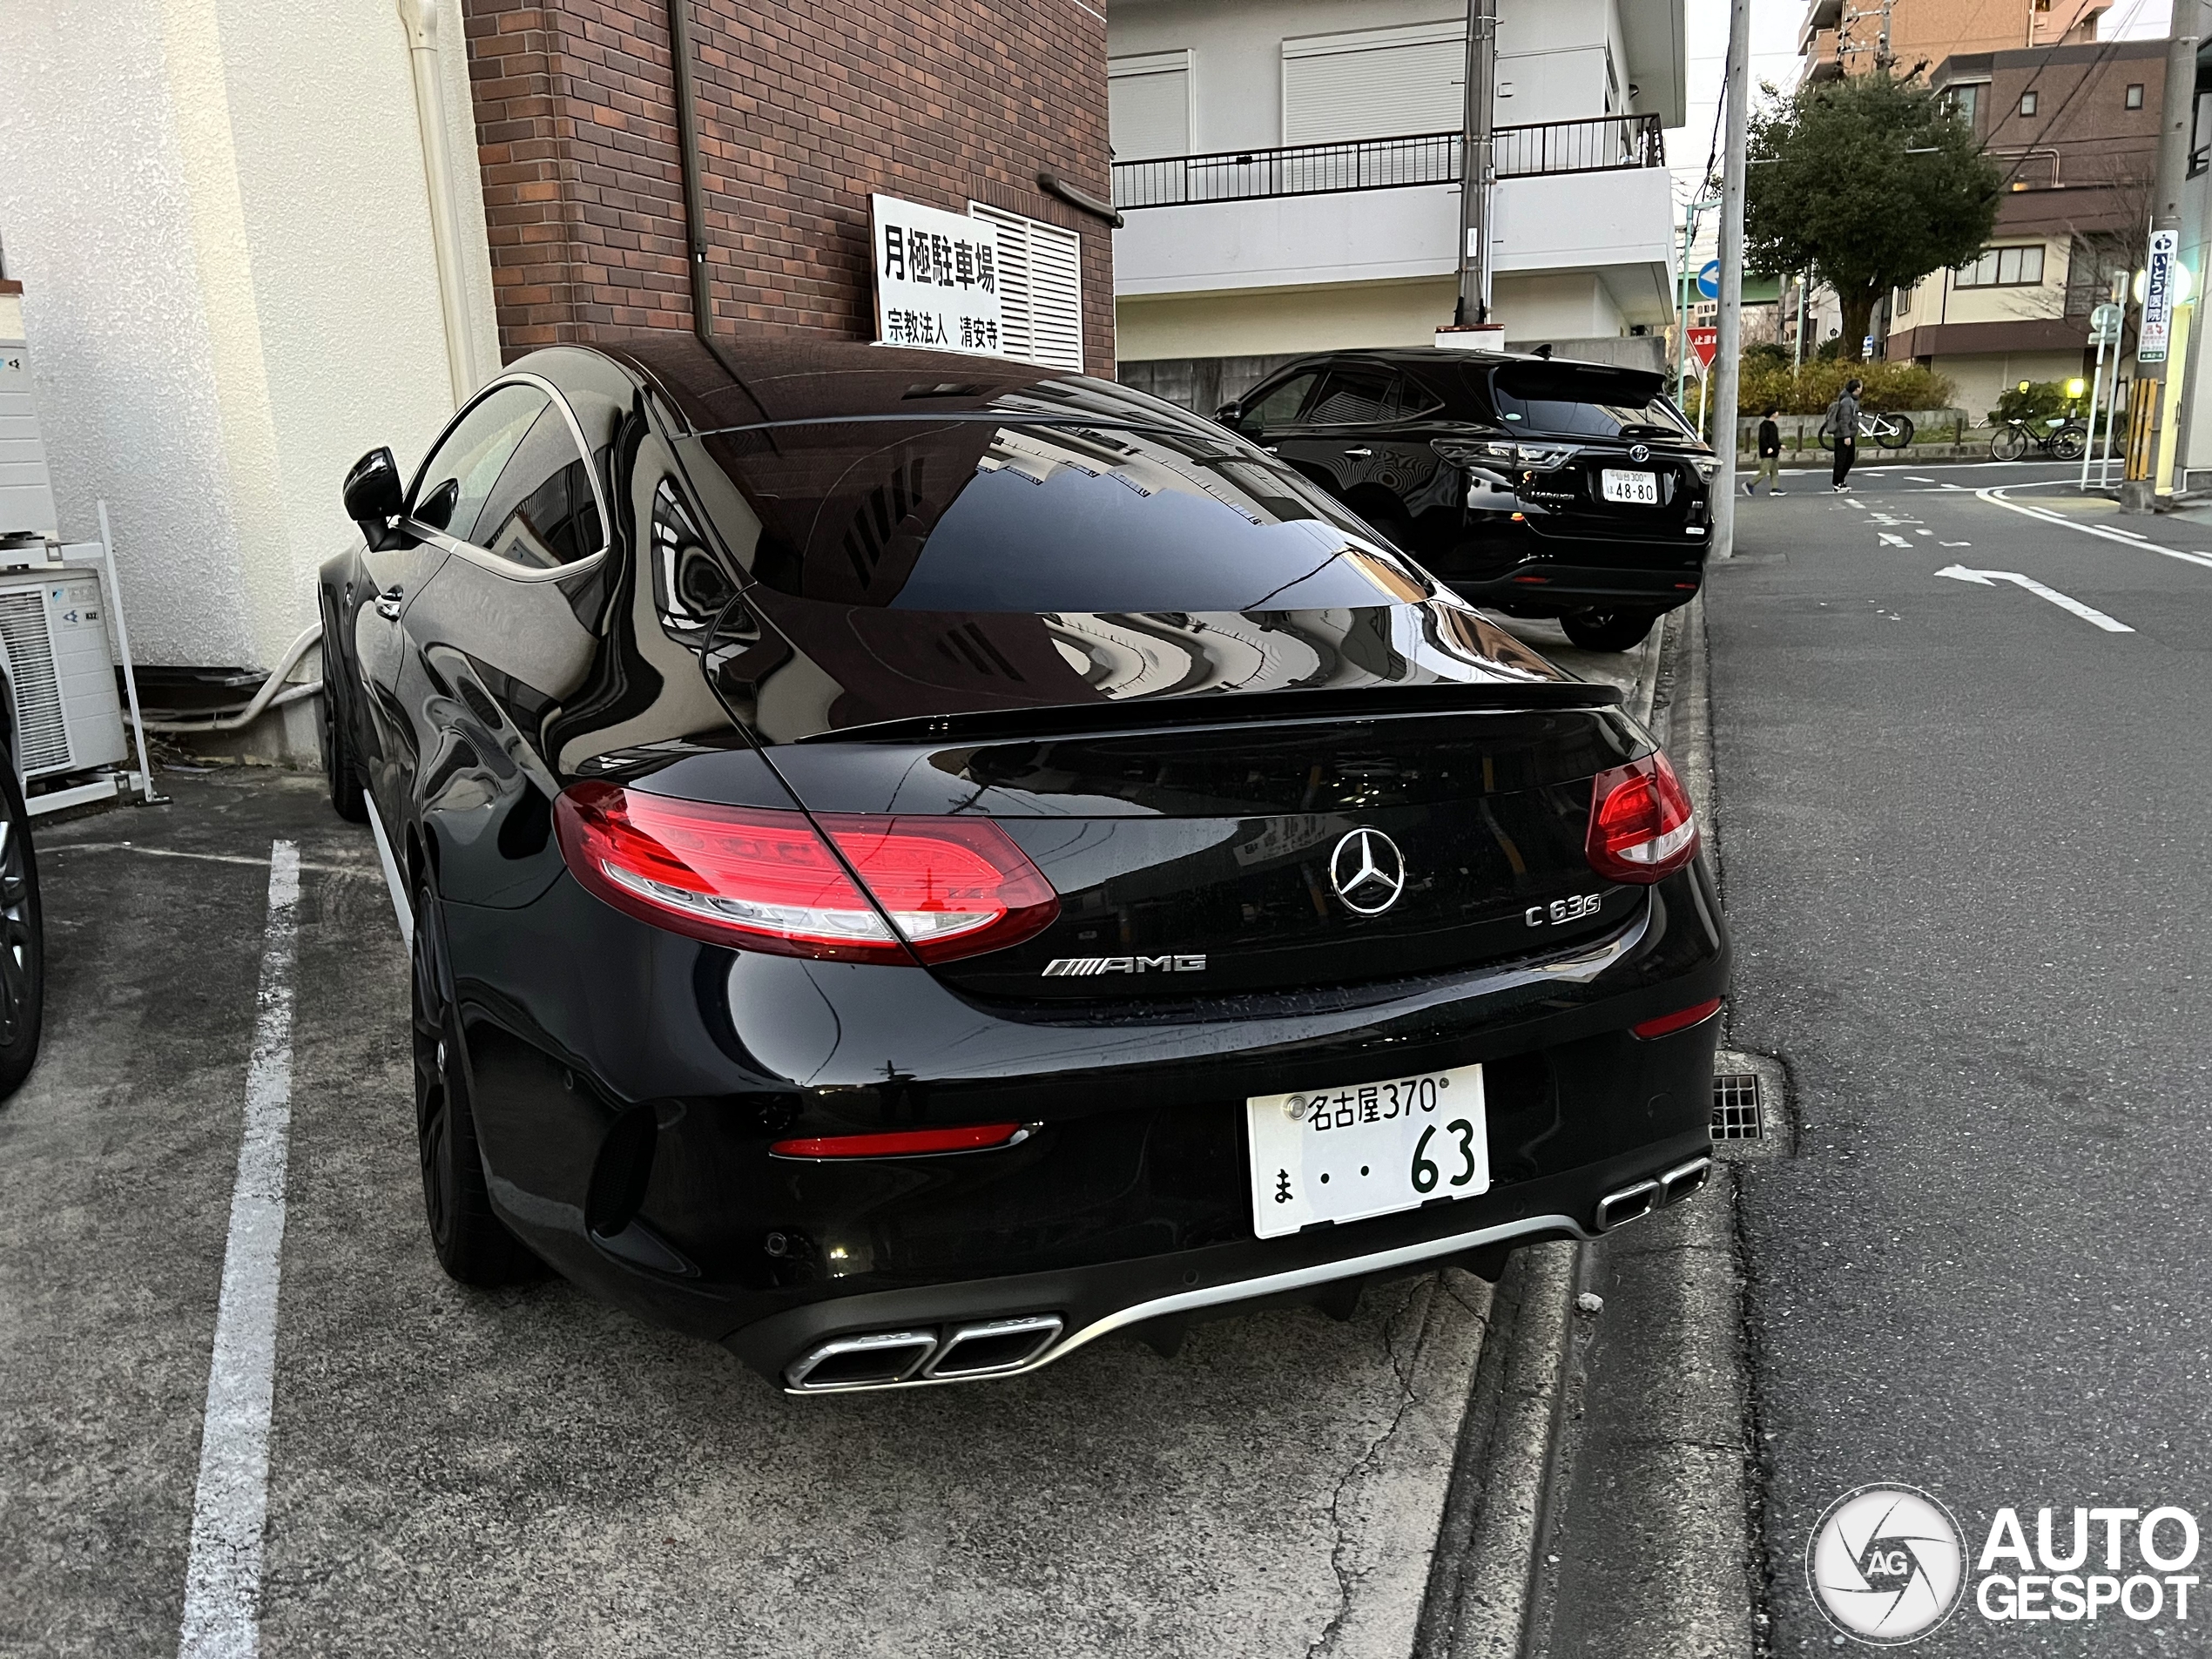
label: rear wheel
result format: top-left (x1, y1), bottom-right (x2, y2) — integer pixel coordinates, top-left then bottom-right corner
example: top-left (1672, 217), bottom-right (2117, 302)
top-left (0, 759), bottom-right (44, 1102)
top-left (317, 598), bottom-right (368, 824)
top-left (1872, 415), bottom-right (1914, 449)
top-left (1991, 425), bottom-right (2030, 462)
top-left (412, 876), bottom-right (537, 1285)
top-left (2050, 424), bottom-right (2088, 462)
top-left (1560, 607), bottom-right (1660, 652)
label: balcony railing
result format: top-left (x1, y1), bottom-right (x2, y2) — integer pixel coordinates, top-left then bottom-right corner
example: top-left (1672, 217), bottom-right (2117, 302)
top-left (1111, 114), bottom-right (1666, 212)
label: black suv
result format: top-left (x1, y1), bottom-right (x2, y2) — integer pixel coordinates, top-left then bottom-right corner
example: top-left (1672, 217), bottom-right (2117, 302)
top-left (1219, 348), bottom-right (1717, 651)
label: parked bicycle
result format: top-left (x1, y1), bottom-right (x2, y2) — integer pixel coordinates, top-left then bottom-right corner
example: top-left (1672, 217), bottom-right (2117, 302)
top-left (1817, 411), bottom-right (1916, 451)
top-left (1990, 416), bottom-right (2087, 462)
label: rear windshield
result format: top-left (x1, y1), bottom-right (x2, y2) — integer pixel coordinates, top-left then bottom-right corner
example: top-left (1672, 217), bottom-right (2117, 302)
top-left (682, 419), bottom-right (1438, 612)
top-left (1487, 365), bottom-right (1696, 442)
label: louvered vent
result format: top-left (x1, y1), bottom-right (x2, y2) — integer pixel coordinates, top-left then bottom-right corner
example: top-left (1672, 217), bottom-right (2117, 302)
top-left (0, 590), bottom-right (69, 772)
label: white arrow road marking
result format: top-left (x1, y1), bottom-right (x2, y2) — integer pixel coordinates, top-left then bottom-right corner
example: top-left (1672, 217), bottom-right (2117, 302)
top-left (179, 842), bottom-right (300, 1659)
top-left (1976, 485), bottom-right (2212, 570)
top-left (1934, 564), bottom-right (2134, 631)
top-left (1878, 533), bottom-right (1911, 546)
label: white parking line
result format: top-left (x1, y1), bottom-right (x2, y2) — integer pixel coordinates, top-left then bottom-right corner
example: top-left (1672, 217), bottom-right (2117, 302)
top-left (178, 840), bottom-right (301, 1659)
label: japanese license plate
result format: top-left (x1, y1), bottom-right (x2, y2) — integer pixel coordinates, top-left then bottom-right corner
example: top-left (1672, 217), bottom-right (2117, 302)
top-left (1247, 1064), bottom-right (1488, 1239)
top-left (1601, 469), bottom-right (1659, 505)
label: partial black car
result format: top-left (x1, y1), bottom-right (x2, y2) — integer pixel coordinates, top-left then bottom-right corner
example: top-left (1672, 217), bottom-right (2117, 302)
top-left (0, 664), bottom-right (44, 1103)
top-left (1219, 348), bottom-right (1717, 651)
top-left (320, 337), bottom-right (1728, 1393)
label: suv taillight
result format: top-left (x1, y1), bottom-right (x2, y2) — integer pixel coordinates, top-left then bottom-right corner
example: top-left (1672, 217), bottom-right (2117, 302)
top-left (1585, 752), bottom-right (1699, 883)
top-left (553, 783), bottom-right (1058, 963)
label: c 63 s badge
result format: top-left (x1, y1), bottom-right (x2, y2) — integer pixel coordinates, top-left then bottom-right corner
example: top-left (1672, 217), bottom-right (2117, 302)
top-left (1042, 954), bottom-right (1207, 977)
top-left (1526, 894), bottom-right (1602, 927)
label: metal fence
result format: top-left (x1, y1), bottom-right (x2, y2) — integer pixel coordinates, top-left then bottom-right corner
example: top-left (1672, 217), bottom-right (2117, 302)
top-left (1111, 114), bottom-right (1665, 211)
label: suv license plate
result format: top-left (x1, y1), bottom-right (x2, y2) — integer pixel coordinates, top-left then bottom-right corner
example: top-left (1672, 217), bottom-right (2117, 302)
top-left (1602, 469), bottom-right (1659, 504)
top-left (1247, 1064), bottom-right (1489, 1239)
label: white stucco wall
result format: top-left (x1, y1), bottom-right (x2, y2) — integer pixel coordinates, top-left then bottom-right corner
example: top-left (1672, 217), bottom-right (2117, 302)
top-left (1109, 0), bottom-right (1680, 152)
top-left (0, 0), bottom-right (491, 671)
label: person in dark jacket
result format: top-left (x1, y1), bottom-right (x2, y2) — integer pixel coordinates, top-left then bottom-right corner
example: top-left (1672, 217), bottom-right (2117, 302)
top-left (1826, 379), bottom-right (1864, 491)
top-left (1746, 405), bottom-right (1784, 495)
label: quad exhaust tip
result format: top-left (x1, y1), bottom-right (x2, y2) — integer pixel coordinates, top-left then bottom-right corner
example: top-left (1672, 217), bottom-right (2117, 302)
top-left (784, 1314), bottom-right (1064, 1393)
top-left (1595, 1156), bottom-right (1712, 1233)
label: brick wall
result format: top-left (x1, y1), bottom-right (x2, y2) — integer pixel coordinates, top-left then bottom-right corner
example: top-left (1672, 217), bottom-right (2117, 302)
top-left (462, 0), bottom-right (1113, 374)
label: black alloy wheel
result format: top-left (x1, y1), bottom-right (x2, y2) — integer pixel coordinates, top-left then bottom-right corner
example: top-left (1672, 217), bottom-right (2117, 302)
top-left (317, 597), bottom-right (368, 824)
top-left (0, 759), bottom-right (44, 1101)
top-left (411, 876), bottom-right (536, 1285)
top-left (1559, 607), bottom-right (1660, 652)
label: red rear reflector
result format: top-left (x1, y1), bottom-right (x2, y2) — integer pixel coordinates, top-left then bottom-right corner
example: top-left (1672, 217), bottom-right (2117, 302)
top-left (1512, 573), bottom-right (1549, 583)
top-left (1585, 752), bottom-right (1699, 883)
top-left (770, 1123), bottom-right (1028, 1159)
top-left (1632, 997), bottom-right (1721, 1040)
top-left (554, 783), bottom-right (1058, 963)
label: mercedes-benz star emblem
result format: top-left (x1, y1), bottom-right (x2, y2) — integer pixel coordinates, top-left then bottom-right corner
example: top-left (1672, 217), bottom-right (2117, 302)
top-left (1329, 828), bottom-right (1406, 916)
top-left (1628, 442), bottom-right (1651, 463)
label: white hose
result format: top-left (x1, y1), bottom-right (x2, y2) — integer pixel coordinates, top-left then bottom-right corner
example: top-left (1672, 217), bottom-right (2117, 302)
top-left (140, 622), bottom-right (326, 733)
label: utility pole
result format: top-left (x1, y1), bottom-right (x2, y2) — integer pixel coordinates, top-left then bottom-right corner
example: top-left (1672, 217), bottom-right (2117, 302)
top-left (1454, 0), bottom-right (1497, 326)
top-left (1711, 0), bottom-right (1750, 560)
top-left (2121, 11), bottom-right (2199, 510)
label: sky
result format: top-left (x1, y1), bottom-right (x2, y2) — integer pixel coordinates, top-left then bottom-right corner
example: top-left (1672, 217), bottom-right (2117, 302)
top-left (1663, 0), bottom-right (2176, 238)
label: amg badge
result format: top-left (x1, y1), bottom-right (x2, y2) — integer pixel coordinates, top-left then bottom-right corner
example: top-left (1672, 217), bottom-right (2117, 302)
top-left (1042, 954), bottom-right (1207, 977)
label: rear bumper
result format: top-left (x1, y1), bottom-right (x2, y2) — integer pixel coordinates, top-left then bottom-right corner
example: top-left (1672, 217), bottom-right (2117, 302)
top-left (741, 1139), bottom-right (1715, 1393)
top-left (444, 854), bottom-right (1730, 1386)
top-left (1446, 558), bottom-right (1707, 613)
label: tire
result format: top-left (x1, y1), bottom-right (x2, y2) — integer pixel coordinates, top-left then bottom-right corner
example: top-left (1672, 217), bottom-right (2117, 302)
top-left (2050, 424), bottom-right (2088, 462)
top-left (1559, 607), bottom-right (1660, 652)
top-left (1874, 415), bottom-right (1914, 450)
top-left (1992, 426), bottom-right (2030, 462)
top-left (1817, 428), bottom-right (1837, 451)
top-left (412, 876), bottom-right (538, 1285)
top-left (317, 596), bottom-right (369, 824)
top-left (0, 759), bottom-right (44, 1102)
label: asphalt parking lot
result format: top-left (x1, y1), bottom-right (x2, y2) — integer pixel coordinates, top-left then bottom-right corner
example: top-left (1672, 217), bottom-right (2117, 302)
top-left (1, 771), bottom-right (1499, 1659)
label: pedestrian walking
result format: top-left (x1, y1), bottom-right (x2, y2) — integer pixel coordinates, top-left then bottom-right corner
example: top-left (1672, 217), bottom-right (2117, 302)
top-left (1825, 379), bottom-right (1863, 492)
top-left (1745, 405), bottom-right (1784, 495)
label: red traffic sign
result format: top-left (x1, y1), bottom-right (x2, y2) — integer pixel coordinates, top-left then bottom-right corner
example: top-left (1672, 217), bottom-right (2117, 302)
top-left (1688, 327), bottom-right (1718, 370)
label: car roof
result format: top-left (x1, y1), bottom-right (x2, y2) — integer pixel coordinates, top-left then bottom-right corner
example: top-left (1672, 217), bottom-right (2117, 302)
top-left (540, 333), bottom-right (1203, 434)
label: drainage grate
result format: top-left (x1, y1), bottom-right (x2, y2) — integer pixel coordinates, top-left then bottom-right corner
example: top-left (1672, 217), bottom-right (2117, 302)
top-left (1710, 1070), bottom-right (1764, 1142)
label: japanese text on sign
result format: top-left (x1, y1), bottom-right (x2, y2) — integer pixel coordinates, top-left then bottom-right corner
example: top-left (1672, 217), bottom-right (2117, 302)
top-left (870, 193), bottom-right (1007, 360)
top-left (2141, 229), bottom-right (2178, 365)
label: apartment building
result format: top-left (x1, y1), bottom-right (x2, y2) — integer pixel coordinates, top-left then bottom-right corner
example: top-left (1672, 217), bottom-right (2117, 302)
top-left (1799, 0), bottom-right (2107, 83)
top-left (0, 0), bottom-right (1111, 751)
top-left (1107, 0), bottom-right (1686, 412)
top-left (1885, 38), bottom-right (2162, 418)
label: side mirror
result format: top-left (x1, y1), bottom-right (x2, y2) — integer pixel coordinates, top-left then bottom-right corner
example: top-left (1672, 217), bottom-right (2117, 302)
top-left (1214, 400), bottom-right (1243, 426)
top-left (343, 448), bottom-right (404, 544)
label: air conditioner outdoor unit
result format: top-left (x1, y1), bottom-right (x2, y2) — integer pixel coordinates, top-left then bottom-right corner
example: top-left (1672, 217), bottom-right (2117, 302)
top-left (0, 569), bottom-right (127, 779)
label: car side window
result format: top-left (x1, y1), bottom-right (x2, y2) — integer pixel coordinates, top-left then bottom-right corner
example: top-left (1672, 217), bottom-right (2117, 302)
top-left (473, 404), bottom-right (605, 569)
top-left (1305, 368), bottom-right (1399, 427)
top-left (1242, 372), bottom-right (1318, 433)
top-left (408, 383), bottom-right (550, 546)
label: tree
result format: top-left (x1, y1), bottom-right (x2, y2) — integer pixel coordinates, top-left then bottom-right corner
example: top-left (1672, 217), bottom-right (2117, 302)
top-left (1745, 72), bottom-right (2000, 363)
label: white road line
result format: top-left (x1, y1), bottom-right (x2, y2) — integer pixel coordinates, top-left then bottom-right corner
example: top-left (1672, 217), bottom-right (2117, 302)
top-left (1907, 475), bottom-right (1935, 482)
top-left (178, 841), bottom-right (301, 1659)
top-left (1878, 532), bottom-right (1911, 546)
top-left (43, 840), bottom-right (368, 877)
top-left (1934, 564), bottom-right (2135, 632)
top-left (366, 799), bottom-right (414, 947)
top-left (1976, 484), bottom-right (2212, 570)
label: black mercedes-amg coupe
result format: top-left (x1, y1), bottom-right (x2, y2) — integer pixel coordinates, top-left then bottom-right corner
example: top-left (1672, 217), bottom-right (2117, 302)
top-left (320, 336), bottom-right (1728, 1393)
top-left (1220, 348), bottom-right (1718, 651)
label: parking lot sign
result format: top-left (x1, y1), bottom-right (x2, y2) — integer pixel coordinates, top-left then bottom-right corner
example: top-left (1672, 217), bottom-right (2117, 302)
top-left (870, 194), bottom-right (1006, 357)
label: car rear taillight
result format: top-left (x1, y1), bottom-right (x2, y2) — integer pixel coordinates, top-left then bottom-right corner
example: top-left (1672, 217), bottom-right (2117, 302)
top-left (553, 783), bottom-right (1058, 963)
top-left (1585, 752), bottom-right (1699, 883)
